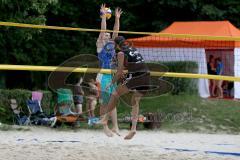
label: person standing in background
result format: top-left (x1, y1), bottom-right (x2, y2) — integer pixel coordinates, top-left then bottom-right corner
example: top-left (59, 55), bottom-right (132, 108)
top-left (216, 57), bottom-right (224, 98)
top-left (207, 55), bottom-right (217, 97)
top-left (73, 77), bottom-right (84, 114)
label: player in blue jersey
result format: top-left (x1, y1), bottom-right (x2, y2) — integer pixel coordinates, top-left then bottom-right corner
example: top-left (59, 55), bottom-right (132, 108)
top-left (96, 4), bottom-right (122, 137)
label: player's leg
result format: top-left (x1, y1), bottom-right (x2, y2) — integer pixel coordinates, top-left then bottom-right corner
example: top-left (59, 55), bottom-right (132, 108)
top-left (110, 108), bottom-right (120, 136)
top-left (99, 74), bottom-right (114, 136)
top-left (124, 91), bottom-right (143, 140)
top-left (100, 84), bottom-right (129, 116)
top-left (100, 84), bottom-right (129, 137)
top-left (109, 81), bottom-right (120, 135)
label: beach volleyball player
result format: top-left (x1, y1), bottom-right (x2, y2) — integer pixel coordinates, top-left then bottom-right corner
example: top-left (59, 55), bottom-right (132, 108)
top-left (96, 4), bottom-right (122, 137)
top-left (101, 36), bottom-right (150, 140)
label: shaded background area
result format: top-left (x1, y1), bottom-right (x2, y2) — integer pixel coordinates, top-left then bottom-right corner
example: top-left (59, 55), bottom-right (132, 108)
top-left (1, 0), bottom-right (240, 89)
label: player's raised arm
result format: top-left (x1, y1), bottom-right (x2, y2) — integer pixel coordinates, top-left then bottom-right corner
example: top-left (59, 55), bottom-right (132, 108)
top-left (112, 7), bottom-right (122, 40)
top-left (96, 4), bottom-right (107, 52)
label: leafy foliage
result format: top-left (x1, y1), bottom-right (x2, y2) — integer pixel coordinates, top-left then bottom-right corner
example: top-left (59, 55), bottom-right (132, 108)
top-left (0, 0), bottom-right (240, 88)
top-left (0, 89), bottom-right (53, 123)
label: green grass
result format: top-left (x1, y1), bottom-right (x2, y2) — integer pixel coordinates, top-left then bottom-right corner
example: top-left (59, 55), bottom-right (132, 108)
top-left (1, 94), bottom-right (240, 134)
top-left (116, 94), bottom-right (240, 134)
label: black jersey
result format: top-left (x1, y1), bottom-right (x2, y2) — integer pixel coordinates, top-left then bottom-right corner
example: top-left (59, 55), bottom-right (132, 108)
top-left (121, 47), bottom-right (148, 73)
top-left (123, 47), bottom-right (144, 63)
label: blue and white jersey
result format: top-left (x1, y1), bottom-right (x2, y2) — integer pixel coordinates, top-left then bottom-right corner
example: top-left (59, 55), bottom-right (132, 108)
top-left (98, 41), bottom-right (116, 69)
top-left (97, 41), bottom-right (117, 104)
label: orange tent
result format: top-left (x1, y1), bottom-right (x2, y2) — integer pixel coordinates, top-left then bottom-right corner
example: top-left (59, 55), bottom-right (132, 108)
top-left (127, 21), bottom-right (240, 99)
top-left (129, 21), bottom-right (240, 48)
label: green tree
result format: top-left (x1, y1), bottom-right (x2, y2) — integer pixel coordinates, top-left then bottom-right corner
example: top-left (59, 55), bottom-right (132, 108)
top-left (0, 0), bottom-right (58, 89)
top-left (1, 0), bottom-right (240, 89)
top-left (0, 0), bottom-right (58, 64)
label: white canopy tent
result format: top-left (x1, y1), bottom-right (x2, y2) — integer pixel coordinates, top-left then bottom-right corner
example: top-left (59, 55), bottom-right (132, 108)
top-left (137, 48), bottom-right (210, 98)
top-left (130, 21), bottom-right (240, 99)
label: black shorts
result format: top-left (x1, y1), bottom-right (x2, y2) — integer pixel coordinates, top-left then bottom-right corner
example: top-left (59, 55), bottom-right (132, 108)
top-left (122, 72), bottom-right (150, 94)
top-left (209, 71), bottom-right (216, 75)
top-left (73, 95), bottom-right (83, 105)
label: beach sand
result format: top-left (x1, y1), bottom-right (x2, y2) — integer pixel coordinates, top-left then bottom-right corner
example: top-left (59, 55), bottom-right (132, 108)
top-left (0, 126), bottom-right (239, 160)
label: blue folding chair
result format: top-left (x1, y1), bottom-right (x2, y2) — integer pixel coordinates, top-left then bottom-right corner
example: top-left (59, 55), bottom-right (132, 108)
top-left (26, 100), bottom-right (56, 126)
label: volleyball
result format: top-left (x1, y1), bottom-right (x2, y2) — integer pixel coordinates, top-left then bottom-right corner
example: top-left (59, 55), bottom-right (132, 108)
top-left (100, 7), bottom-right (112, 19)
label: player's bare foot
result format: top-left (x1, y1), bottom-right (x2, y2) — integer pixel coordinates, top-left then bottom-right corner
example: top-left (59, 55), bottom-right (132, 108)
top-left (112, 128), bottom-right (120, 136)
top-left (103, 125), bottom-right (114, 137)
top-left (124, 131), bottom-right (136, 140)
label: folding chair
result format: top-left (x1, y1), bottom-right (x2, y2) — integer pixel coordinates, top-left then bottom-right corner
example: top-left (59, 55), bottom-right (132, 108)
top-left (32, 91), bottom-right (43, 112)
top-left (32, 91), bottom-right (43, 101)
top-left (55, 88), bottom-right (81, 124)
top-left (10, 99), bottom-right (30, 125)
top-left (26, 99), bottom-right (42, 116)
top-left (27, 99), bottom-right (56, 127)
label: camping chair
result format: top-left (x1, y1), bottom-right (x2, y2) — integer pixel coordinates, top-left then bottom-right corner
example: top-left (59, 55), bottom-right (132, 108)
top-left (32, 91), bottom-right (43, 112)
top-left (10, 99), bottom-right (30, 125)
top-left (27, 99), bottom-right (43, 116)
top-left (27, 99), bottom-right (56, 126)
top-left (54, 88), bottom-right (81, 124)
top-left (27, 99), bottom-right (44, 125)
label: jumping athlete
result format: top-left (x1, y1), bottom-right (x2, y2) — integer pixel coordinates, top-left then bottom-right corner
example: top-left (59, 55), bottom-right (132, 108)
top-left (101, 36), bottom-right (150, 140)
top-left (96, 4), bottom-right (122, 137)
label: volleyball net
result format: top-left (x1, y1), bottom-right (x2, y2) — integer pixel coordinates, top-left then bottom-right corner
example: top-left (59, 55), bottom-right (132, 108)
top-left (0, 21), bottom-right (240, 99)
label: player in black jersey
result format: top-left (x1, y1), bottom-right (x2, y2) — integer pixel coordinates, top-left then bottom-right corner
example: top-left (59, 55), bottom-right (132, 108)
top-left (100, 36), bottom-right (150, 140)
